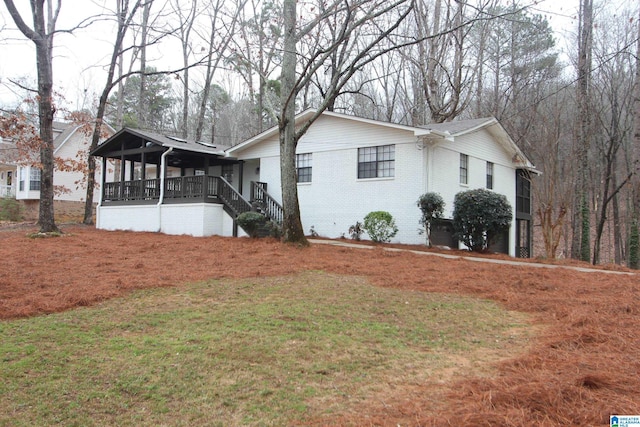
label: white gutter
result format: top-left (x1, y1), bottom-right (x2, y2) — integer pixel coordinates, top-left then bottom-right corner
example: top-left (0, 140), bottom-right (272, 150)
top-left (157, 147), bottom-right (173, 232)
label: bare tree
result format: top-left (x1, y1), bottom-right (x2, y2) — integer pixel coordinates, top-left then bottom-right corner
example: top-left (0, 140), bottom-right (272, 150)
top-left (194, 0), bottom-right (243, 141)
top-left (406, 0), bottom-right (476, 124)
top-left (590, 8), bottom-right (638, 264)
top-left (172, 0), bottom-right (198, 139)
top-left (528, 85), bottom-right (573, 259)
top-left (82, 0), bottom-right (144, 224)
top-left (3, 0), bottom-right (61, 233)
top-left (278, 0), bottom-right (415, 244)
top-left (227, 0), bottom-right (283, 133)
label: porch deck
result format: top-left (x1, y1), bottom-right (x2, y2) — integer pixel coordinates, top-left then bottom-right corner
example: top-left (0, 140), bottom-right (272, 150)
top-left (101, 175), bottom-right (283, 225)
top-left (103, 175), bottom-right (225, 205)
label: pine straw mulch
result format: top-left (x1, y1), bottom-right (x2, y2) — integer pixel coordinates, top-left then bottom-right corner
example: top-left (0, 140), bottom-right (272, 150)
top-left (1, 224), bottom-right (639, 425)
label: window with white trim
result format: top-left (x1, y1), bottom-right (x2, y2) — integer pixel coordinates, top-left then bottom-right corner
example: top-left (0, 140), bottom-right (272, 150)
top-left (296, 153), bottom-right (312, 183)
top-left (19, 168), bottom-right (25, 191)
top-left (460, 154), bottom-right (468, 185)
top-left (29, 168), bottom-right (41, 191)
top-left (358, 145), bottom-right (395, 179)
top-left (486, 161), bottom-right (494, 189)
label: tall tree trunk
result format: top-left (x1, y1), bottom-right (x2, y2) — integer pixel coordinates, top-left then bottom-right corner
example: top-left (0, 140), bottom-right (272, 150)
top-left (574, 0), bottom-right (593, 261)
top-left (279, 0), bottom-right (307, 245)
top-left (36, 32), bottom-right (57, 233)
top-left (612, 173), bottom-right (622, 264)
top-left (3, 0), bottom-right (59, 233)
top-left (628, 4), bottom-right (640, 255)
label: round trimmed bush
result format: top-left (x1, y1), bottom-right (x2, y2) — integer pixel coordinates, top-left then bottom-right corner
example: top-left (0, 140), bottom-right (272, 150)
top-left (452, 188), bottom-right (512, 252)
top-left (363, 211), bottom-right (398, 243)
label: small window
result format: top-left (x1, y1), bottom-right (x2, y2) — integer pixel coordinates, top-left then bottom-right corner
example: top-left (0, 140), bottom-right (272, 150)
top-left (486, 162), bottom-right (494, 189)
top-left (358, 145), bottom-right (395, 179)
top-left (19, 168), bottom-right (25, 191)
top-left (29, 168), bottom-right (41, 191)
top-left (221, 164), bottom-right (234, 184)
top-left (460, 154), bottom-right (468, 185)
top-left (296, 153), bottom-right (312, 183)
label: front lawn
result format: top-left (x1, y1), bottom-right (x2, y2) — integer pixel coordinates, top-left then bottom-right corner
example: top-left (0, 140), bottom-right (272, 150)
top-left (0, 271), bottom-right (531, 426)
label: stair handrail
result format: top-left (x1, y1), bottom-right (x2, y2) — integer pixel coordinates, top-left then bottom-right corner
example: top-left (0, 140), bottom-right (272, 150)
top-left (215, 176), bottom-right (253, 217)
top-left (250, 181), bottom-right (283, 225)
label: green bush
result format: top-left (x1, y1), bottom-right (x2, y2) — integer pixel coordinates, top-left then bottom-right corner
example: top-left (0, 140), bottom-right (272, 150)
top-left (452, 189), bottom-right (512, 252)
top-left (417, 192), bottom-right (445, 246)
top-left (237, 211), bottom-right (266, 238)
top-left (266, 220), bottom-right (282, 239)
top-left (363, 211), bottom-right (398, 243)
top-left (0, 197), bottom-right (22, 222)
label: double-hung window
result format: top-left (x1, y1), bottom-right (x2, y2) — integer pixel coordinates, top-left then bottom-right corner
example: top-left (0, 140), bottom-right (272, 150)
top-left (358, 145), bottom-right (395, 179)
top-left (486, 161), bottom-right (494, 189)
top-left (29, 168), bottom-right (41, 191)
top-left (296, 153), bottom-right (312, 183)
top-left (19, 168), bottom-right (25, 191)
top-left (460, 154), bottom-right (468, 185)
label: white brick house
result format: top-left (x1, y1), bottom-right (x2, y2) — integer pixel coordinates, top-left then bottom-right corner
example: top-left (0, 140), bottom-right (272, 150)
top-left (227, 110), bottom-right (536, 257)
top-left (93, 110), bottom-right (536, 257)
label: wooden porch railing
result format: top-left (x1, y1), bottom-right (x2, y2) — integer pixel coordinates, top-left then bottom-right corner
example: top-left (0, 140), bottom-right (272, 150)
top-left (101, 177), bottom-right (283, 229)
top-left (102, 176), bottom-right (255, 217)
top-left (215, 176), bottom-right (252, 218)
top-left (250, 181), bottom-right (283, 225)
top-left (103, 179), bottom-right (161, 201)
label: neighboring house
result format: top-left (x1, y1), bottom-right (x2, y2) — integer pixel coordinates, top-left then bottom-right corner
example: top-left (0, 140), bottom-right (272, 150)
top-left (0, 138), bottom-right (18, 197)
top-left (92, 110), bottom-right (537, 257)
top-left (14, 121), bottom-right (115, 218)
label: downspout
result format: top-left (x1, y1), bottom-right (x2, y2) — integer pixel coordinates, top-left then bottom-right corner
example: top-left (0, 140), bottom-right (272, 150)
top-left (96, 156), bottom-right (106, 229)
top-left (157, 147), bottom-right (173, 232)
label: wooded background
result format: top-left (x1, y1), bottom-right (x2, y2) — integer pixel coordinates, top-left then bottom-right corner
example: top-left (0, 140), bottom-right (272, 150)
top-left (1, 0), bottom-right (638, 265)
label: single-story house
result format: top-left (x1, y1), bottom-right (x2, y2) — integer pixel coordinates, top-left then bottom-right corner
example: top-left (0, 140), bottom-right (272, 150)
top-left (92, 110), bottom-right (536, 257)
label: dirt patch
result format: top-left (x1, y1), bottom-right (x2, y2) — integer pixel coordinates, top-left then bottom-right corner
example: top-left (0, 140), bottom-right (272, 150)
top-left (1, 224), bottom-right (638, 425)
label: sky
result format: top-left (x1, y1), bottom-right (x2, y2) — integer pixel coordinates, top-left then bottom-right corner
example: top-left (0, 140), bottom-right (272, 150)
top-left (0, 0), bottom-right (627, 112)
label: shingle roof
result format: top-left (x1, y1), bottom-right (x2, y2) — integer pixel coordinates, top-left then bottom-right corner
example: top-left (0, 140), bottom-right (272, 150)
top-left (92, 127), bottom-right (231, 157)
top-left (52, 122), bottom-right (79, 150)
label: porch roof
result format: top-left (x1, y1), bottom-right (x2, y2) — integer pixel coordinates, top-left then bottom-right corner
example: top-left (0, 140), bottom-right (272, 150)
top-left (91, 128), bottom-right (237, 168)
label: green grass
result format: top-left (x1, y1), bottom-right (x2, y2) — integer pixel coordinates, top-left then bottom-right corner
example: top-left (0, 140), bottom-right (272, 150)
top-left (0, 272), bottom-right (532, 426)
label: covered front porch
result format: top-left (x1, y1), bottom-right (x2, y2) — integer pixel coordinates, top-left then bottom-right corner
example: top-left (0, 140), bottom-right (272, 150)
top-left (0, 164), bottom-right (15, 198)
top-left (91, 128), bottom-right (281, 237)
